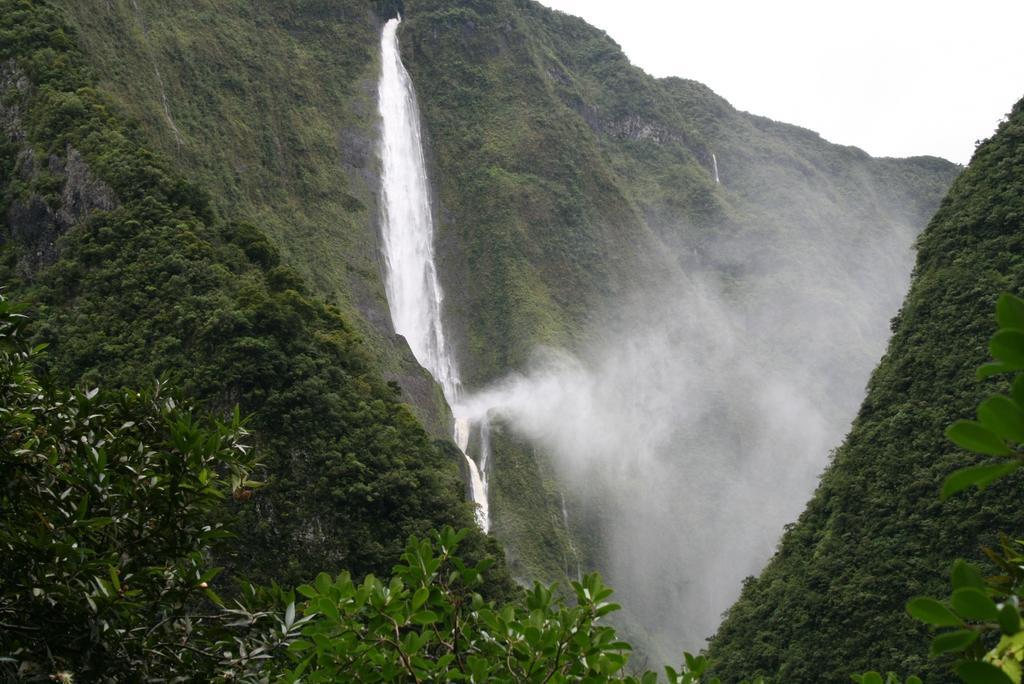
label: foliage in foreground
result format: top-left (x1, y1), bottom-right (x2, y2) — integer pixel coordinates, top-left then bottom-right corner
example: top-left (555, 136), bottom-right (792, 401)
top-left (0, 295), bottom-right (260, 679)
top-left (268, 529), bottom-right (699, 683)
top-left (0, 295), bottom-right (722, 682)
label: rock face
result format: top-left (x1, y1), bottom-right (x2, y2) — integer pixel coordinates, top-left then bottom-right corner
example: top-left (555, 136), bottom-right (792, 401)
top-left (2, 63), bottom-right (117, 277)
top-left (6, 146), bottom-right (118, 275)
top-left (53, 147), bottom-right (118, 237)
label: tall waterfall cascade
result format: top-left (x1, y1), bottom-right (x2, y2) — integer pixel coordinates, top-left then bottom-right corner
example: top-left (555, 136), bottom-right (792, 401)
top-left (712, 153), bottom-right (720, 184)
top-left (377, 16), bottom-right (490, 531)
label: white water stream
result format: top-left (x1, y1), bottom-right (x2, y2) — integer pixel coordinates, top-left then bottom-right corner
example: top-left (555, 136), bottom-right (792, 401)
top-left (377, 17), bottom-right (489, 531)
top-left (559, 491), bottom-right (583, 582)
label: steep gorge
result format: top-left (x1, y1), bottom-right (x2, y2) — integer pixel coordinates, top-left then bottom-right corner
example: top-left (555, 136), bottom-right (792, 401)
top-left (707, 96), bottom-right (1024, 683)
top-left (397, 0), bottom-right (961, 655)
top-left (1, 0), bottom-right (973, 671)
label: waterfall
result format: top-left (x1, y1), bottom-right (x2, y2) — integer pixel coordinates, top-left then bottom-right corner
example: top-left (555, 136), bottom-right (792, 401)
top-left (712, 153), bottom-right (720, 184)
top-left (559, 491), bottom-right (583, 582)
top-left (377, 16), bottom-right (489, 531)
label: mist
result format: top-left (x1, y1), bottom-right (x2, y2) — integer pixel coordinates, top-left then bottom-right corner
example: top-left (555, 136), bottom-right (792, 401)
top-left (456, 205), bottom-right (920, 659)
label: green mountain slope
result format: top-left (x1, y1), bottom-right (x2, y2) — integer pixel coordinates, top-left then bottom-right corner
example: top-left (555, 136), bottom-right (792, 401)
top-left (402, 0), bottom-right (956, 378)
top-left (48, 0), bottom-right (459, 435)
top-left (0, 0), bottom-right (510, 592)
top-left (36, 0), bottom-right (962, 600)
top-left (398, 0), bottom-right (959, 591)
top-left (7, 0), bottom-right (963, 649)
top-left (706, 98), bottom-right (1024, 682)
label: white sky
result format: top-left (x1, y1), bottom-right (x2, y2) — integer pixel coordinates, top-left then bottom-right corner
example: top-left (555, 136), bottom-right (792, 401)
top-left (535, 0), bottom-right (1024, 164)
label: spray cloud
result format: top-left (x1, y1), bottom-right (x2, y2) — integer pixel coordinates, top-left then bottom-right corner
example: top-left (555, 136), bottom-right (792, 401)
top-left (456, 207), bottom-right (919, 657)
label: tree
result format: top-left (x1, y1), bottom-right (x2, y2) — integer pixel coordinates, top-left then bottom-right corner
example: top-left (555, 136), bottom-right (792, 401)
top-left (0, 295), bottom-right (259, 680)
top-left (859, 294), bottom-right (1024, 684)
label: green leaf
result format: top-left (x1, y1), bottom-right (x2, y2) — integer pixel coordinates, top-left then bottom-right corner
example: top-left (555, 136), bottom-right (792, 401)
top-left (907, 597), bottom-right (962, 627)
top-left (285, 601), bottom-right (295, 629)
top-left (952, 560), bottom-right (986, 590)
top-left (955, 661), bottom-right (1014, 684)
top-left (318, 598), bottom-right (339, 623)
top-left (978, 363), bottom-right (1014, 381)
top-left (859, 673), bottom-right (884, 684)
top-left (946, 421), bottom-right (1012, 456)
top-left (977, 396), bottom-right (1024, 443)
top-left (314, 572), bottom-right (332, 595)
top-left (199, 567), bottom-right (222, 584)
top-left (991, 331), bottom-right (1024, 369)
top-left (411, 610), bottom-right (439, 625)
top-left (930, 629), bottom-right (979, 655)
top-left (108, 565), bottom-right (121, 593)
top-left (951, 588), bottom-right (1000, 621)
top-left (1013, 376), bottom-right (1024, 407)
top-left (997, 294), bottom-right (1024, 331)
top-left (907, 676), bottom-right (923, 684)
top-left (942, 462), bottom-right (1021, 499)
top-left (999, 604), bottom-right (1021, 635)
top-left (203, 587), bottom-right (224, 607)
top-left (412, 587), bottom-right (429, 611)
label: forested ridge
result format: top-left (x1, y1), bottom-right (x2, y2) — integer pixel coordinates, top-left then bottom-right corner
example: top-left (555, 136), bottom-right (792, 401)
top-left (707, 97), bottom-right (1024, 682)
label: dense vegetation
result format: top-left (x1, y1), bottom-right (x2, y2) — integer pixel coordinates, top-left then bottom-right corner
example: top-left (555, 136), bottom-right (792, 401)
top-left (0, 294), bottom-right (720, 682)
top-left (0, 295), bottom-right (260, 679)
top-left (49, 0), bottom-right (455, 436)
top-left (707, 96), bottom-right (1024, 682)
top-left (0, 0), bottom-right (508, 593)
top-left (892, 294), bottom-right (1024, 684)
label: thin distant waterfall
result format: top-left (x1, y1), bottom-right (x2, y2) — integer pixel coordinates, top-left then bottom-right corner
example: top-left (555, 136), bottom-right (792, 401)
top-left (377, 16), bottom-right (489, 531)
top-left (712, 153), bottom-right (720, 184)
top-left (559, 491), bottom-right (583, 582)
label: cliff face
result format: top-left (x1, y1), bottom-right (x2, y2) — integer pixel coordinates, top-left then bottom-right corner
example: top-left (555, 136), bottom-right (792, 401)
top-left (1, 62), bottom-right (117, 276)
top-left (398, 0), bottom-right (960, 605)
top-left (707, 97), bottom-right (1024, 682)
top-left (401, 0), bottom-right (957, 383)
top-left (48, 0), bottom-right (458, 436)
top-left (0, 0), bottom-right (513, 594)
